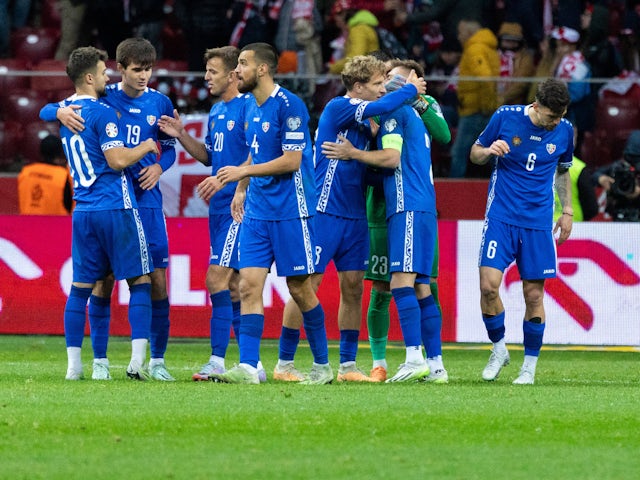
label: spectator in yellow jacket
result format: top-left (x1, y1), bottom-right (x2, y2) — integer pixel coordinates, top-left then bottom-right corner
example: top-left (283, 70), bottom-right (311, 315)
top-left (328, 8), bottom-right (380, 74)
top-left (449, 19), bottom-right (499, 178)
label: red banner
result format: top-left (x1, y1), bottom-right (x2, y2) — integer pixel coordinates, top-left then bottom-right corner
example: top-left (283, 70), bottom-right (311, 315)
top-left (0, 215), bottom-right (458, 340)
top-left (3, 216), bottom-right (639, 345)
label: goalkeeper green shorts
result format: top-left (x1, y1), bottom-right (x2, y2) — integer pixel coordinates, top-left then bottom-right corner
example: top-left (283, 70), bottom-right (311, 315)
top-left (364, 185), bottom-right (439, 282)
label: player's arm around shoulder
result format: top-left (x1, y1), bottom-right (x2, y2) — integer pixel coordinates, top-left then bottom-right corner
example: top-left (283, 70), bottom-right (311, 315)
top-left (321, 132), bottom-right (400, 169)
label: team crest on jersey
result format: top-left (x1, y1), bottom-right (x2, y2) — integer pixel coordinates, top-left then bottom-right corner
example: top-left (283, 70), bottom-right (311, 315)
top-left (546, 143), bottom-right (557, 154)
top-left (105, 122), bottom-right (118, 137)
top-left (146, 115), bottom-right (156, 125)
top-left (227, 120), bottom-right (235, 131)
top-left (512, 136), bottom-right (522, 146)
top-left (384, 118), bottom-right (398, 132)
top-left (287, 116), bottom-right (302, 130)
top-left (262, 122), bottom-right (270, 133)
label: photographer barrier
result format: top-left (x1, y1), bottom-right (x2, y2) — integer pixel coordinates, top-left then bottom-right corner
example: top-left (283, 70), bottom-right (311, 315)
top-left (1, 216), bottom-right (638, 345)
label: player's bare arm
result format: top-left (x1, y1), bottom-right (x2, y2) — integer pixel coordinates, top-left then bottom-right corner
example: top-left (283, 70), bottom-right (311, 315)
top-left (56, 105), bottom-right (85, 134)
top-left (217, 151), bottom-right (301, 184)
top-left (138, 163), bottom-right (163, 190)
top-left (230, 177), bottom-right (249, 223)
top-left (553, 167), bottom-right (573, 245)
top-left (470, 140), bottom-right (510, 165)
top-left (321, 135), bottom-right (357, 160)
top-left (323, 134), bottom-right (400, 168)
top-left (104, 138), bottom-right (159, 170)
top-left (197, 175), bottom-right (223, 201)
top-left (157, 109), bottom-right (184, 137)
top-left (158, 109), bottom-right (208, 164)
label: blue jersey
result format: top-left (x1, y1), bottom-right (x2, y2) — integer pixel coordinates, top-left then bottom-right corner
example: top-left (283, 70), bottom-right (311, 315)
top-left (243, 85), bottom-right (315, 221)
top-left (476, 105), bottom-right (574, 230)
top-left (103, 83), bottom-right (176, 209)
top-left (40, 85), bottom-right (176, 209)
top-left (315, 85), bottom-right (418, 219)
top-left (59, 95), bottom-right (135, 211)
top-left (204, 93), bottom-right (251, 214)
top-left (379, 105), bottom-right (436, 219)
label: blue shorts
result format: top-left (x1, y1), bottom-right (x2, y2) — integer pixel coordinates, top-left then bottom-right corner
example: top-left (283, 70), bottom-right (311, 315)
top-left (388, 210), bottom-right (436, 283)
top-left (71, 209), bottom-right (153, 283)
top-left (209, 213), bottom-right (240, 270)
top-left (138, 207), bottom-right (169, 268)
top-left (314, 212), bottom-right (368, 273)
top-left (479, 218), bottom-right (557, 280)
top-left (239, 216), bottom-right (316, 276)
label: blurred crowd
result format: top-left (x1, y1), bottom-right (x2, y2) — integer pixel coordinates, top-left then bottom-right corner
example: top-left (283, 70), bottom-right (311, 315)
top-left (1, 0), bottom-right (640, 179)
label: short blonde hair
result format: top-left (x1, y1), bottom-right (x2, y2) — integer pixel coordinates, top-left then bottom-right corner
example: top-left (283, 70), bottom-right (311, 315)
top-left (341, 55), bottom-right (387, 91)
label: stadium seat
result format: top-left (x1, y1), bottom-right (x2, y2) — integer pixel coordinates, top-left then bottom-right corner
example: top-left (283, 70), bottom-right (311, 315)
top-left (154, 59), bottom-right (189, 75)
top-left (105, 59), bottom-right (119, 76)
top-left (0, 120), bottom-right (24, 168)
top-left (31, 59), bottom-right (74, 100)
top-left (40, 0), bottom-right (62, 29)
top-left (10, 27), bottom-right (60, 67)
top-left (595, 95), bottom-right (640, 131)
top-left (432, 127), bottom-right (455, 177)
top-left (160, 24), bottom-right (188, 63)
top-left (149, 59), bottom-right (187, 91)
top-left (19, 121), bottom-right (60, 164)
top-left (580, 130), bottom-right (605, 167)
top-left (311, 79), bottom-right (345, 115)
top-left (0, 59), bottom-right (30, 98)
top-left (594, 95), bottom-right (640, 163)
top-left (1, 90), bottom-right (50, 124)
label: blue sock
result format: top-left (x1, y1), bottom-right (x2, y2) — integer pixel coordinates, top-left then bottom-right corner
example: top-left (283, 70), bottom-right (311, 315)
top-left (279, 326), bottom-right (300, 361)
top-left (88, 294), bottom-right (110, 358)
top-left (339, 329), bottom-right (359, 364)
top-left (210, 291), bottom-right (232, 357)
top-left (238, 313), bottom-right (263, 368)
top-left (482, 311), bottom-right (506, 343)
top-left (418, 295), bottom-right (442, 357)
top-left (523, 320), bottom-right (545, 357)
top-left (128, 283), bottom-right (151, 340)
top-left (64, 286), bottom-right (91, 348)
top-left (232, 300), bottom-right (241, 344)
top-left (150, 298), bottom-right (170, 358)
top-left (391, 287), bottom-right (421, 348)
top-left (302, 304), bottom-right (329, 364)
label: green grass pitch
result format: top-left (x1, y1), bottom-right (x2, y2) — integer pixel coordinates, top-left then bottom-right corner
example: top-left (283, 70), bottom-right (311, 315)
top-left (0, 335), bottom-right (638, 480)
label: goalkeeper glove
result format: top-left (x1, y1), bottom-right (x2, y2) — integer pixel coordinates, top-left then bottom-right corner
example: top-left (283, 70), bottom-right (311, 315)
top-left (411, 96), bottom-right (430, 115)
